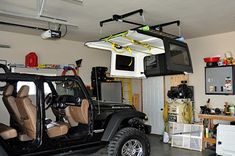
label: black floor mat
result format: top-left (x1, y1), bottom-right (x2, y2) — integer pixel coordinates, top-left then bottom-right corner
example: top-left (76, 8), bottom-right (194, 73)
top-left (67, 124), bottom-right (89, 138)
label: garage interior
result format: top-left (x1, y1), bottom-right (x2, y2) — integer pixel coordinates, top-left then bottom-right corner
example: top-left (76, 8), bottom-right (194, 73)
top-left (0, 0), bottom-right (235, 156)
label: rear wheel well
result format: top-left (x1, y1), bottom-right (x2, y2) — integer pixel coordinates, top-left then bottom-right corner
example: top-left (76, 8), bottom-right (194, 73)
top-left (101, 111), bottom-right (149, 142)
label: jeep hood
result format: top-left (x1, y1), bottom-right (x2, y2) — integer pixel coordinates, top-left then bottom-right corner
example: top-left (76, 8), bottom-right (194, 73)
top-left (92, 100), bottom-right (135, 110)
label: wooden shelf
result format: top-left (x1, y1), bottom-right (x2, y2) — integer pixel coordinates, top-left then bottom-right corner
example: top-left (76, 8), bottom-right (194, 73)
top-left (203, 137), bottom-right (216, 144)
top-left (198, 114), bottom-right (235, 150)
top-left (198, 114), bottom-right (235, 121)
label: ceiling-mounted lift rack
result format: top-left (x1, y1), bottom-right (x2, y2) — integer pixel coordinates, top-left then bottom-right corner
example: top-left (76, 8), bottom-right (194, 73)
top-left (99, 9), bottom-right (181, 39)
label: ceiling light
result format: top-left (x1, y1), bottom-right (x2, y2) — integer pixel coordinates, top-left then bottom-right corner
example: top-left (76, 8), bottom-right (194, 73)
top-left (0, 44), bottom-right (10, 48)
top-left (61, 0), bottom-right (83, 5)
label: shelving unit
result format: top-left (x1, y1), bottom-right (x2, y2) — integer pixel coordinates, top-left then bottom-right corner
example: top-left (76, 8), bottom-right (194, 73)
top-left (198, 114), bottom-right (235, 121)
top-left (198, 114), bottom-right (235, 149)
top-left (203, 137), bottom-right (216, 144)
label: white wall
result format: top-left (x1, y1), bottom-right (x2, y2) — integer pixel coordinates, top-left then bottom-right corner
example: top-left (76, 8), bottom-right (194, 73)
top-left (187, 31), bottom-right (235, 119)
top-left (0, 30), bottom-right (111, 124)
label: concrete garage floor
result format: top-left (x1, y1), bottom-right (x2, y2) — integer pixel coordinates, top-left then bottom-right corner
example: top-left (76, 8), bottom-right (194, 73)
top-left (62, 135), bottom-right (216, 156)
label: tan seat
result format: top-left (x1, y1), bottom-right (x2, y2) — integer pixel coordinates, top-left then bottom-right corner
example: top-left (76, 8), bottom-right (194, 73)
top-left (47, 122), bottom-right (69, 138)
top-left (65, 99), bottom-right (89, 127)
top-left (0, 123), bottom-right (17, 140)
top-left (16, 85), bottom-right (68, 139)
top-left (2, 85), bottom-right (24, 128)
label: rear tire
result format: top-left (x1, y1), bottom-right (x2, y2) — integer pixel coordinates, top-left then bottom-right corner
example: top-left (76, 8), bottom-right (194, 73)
top-left (108, 127), bottom-right (150, 156)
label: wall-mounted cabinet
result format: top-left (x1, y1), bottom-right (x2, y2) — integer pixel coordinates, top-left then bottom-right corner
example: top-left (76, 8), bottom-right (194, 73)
top-left (205, 66), bottom-right (235, 95)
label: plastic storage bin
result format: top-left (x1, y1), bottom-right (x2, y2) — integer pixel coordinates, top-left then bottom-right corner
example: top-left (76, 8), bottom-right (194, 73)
top-left (171, 123), bottom-right (203, 151)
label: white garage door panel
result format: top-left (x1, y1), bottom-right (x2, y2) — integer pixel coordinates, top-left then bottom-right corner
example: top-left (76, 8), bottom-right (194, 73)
top-left (143, 77), bottom-right (164, 135)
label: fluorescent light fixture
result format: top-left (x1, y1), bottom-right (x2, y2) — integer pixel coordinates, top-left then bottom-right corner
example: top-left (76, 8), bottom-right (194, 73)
top-left (0, 44), bottom-right (10, 48)
top-left (61, 0), bottom-right (83, 5)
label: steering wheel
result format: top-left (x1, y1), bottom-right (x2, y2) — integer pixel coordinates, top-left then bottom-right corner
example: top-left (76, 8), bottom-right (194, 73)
top-left (45, 93), bottom-right (55, 110)
top-left (57, 95), bottom-right (67, 108)
top-left (57, 95), bottom-right (82, 107)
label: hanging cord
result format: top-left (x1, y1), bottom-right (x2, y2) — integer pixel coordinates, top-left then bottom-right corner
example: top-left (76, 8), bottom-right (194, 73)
top-left (178, 25), bottom-right (181, 37)
top-left (142, 13), bottom-right (146, 25)
top-left (99, 26), bottom-right (103, 36)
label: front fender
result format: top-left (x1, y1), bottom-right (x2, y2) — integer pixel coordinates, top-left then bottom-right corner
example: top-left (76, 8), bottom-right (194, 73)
top-left (128, 118), bottom-right (151, 134)
top-left (101, 110), bottom-right (149, 141)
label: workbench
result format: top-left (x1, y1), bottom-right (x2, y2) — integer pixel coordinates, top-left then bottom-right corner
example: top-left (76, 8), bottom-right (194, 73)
top-left (198, 114), bottom-right (235, 148)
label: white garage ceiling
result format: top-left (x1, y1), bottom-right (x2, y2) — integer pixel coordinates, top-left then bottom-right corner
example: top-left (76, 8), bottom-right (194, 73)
top-left (0, 0), bottom-right (235, 42)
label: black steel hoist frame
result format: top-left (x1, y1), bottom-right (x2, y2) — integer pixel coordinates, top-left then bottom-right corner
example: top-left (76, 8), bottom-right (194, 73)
top-left (99, 9), bottom-right (181, 39)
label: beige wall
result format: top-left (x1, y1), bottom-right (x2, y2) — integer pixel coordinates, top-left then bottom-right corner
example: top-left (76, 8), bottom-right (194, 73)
top-left (2, 30), bottom-right (235, 124)
top-left (0, 30), bottom-right (111, 124)
top-left (0, 31), bottom-right (111, 85)
top-left (187, 31), bottom-right (235, 119)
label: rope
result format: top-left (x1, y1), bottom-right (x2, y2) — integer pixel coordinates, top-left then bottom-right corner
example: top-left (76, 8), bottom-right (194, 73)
top-left (111, 43), bottom-right (132, 54)
top-left (124, 35), bottom-right (152, 52)
top-left (61, 67), bottom-right (77, 76)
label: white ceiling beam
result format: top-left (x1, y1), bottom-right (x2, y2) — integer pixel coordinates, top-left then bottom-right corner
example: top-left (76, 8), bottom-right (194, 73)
top-left (0, 10), bottom-right (78, 27)
top-left (61, 0), bottom-right (83, 6)
top-left (37, 0), bottom-right (46, 16)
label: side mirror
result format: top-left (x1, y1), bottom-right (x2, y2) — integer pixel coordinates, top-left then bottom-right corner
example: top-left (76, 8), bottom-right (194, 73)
top-left (0, 64), bottom-right (10, 74)
top-left (0, 64), bottom-right (10, 91)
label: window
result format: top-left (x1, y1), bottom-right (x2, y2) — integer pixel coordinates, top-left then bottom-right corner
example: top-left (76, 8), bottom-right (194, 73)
top-left (17, 81), bottom-right (36, 95)
top-left (115, 54), bottom-right (135, 71)
top-left (44, 83), bottom-right (54, 94)
top-left (55, 80), bottom-right (85, 98)
top-left (169, 43), bottom-right (190, 66)
top-left (17, 82), bottom-right (53, 95)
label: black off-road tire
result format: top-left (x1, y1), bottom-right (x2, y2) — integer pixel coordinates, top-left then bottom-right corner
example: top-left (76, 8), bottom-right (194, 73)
top-left (108, 127), bottom-right (150, 156)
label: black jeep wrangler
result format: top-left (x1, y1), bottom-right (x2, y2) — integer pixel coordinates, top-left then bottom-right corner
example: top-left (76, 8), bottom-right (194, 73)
top-left (0, 64), bottom-right (151, 156)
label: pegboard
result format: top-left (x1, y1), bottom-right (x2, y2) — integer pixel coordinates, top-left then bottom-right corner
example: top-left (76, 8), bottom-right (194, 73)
top-left (170, 74), bottom-right (189, 87)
